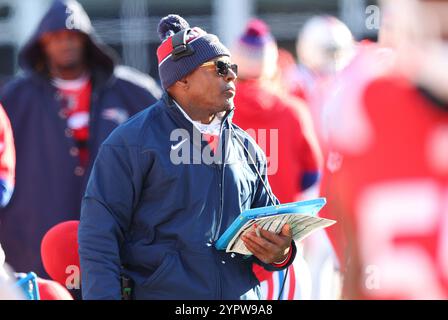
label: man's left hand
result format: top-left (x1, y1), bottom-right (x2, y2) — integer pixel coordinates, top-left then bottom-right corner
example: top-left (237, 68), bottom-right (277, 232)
top-left (241, 224), bottom-right (293, 264)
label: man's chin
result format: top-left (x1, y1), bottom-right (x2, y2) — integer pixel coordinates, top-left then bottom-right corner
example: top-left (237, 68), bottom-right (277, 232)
top-left (218, 103), bottom-right (233, 114)
top-left (209, 99), bottom-right (234, 115)
top-left (56, 61), bottom-right (83, 71)
top-left (222, 98), bottom-right (235, 110)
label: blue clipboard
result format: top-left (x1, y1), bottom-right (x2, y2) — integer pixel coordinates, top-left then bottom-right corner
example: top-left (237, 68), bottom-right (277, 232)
top-left (215, 198), bottom-right (327, 250)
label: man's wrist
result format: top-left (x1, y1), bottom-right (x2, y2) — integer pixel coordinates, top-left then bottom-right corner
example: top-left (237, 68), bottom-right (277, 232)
top-left (271, 244), bottom-right (292, 267)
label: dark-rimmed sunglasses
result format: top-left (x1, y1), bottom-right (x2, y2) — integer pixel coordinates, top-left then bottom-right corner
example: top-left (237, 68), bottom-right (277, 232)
top-left (200, 60), bottom-right (238, 77)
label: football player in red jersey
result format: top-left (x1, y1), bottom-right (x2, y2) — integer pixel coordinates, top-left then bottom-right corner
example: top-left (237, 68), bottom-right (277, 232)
top-left (0, 104), bottom-right (15, 208)
top-left (292, 16), bottom-right (355, 149)
top-left (319, 0), bottom-right (448, 299)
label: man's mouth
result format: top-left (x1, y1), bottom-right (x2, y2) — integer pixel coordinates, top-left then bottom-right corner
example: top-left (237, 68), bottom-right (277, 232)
top-left (223, 86), bottom-right (235, 97)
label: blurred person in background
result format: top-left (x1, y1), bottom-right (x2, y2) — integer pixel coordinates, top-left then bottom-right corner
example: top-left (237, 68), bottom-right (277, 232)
top-left (1, 241), bottom-right (72, 300)
top-left (317, 1), bottom-right (398, 275)
top-left (0, 104), bottom-right (19, 298)
top-left (0, 0), bottom-right (161, 279)
top-left (232, 19), bottom-right (322, 205)
top-left (319, 0), bottom-right (448, 299)
top-left (315, 17), bottom-right (397, 301)
top-left (0, 243), bottom-right (24, 300)
top-left (292, 15), bottom-right (355, 149)
top-left (0, 104), bottom-right (15, 208)
top-left (293, 15), bottom-right (355, 102)
top-left (0, 243), bottom-right (11, 284)
top-left (231, 19), bottom-right (322, 300)
top-left (273, 48), bottom-right (301, 98)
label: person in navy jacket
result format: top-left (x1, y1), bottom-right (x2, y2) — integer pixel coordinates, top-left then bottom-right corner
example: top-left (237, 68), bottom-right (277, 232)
top-left (0, 0), bottom-right (161, 279)
top-left (79, 14), bottom-right (296, 300)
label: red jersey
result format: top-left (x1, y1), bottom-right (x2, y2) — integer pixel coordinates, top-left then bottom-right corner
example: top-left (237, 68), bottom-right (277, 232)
top-left (0, 104), bottom-right (15, 188)
top-left (54, 75), bottom-right (92, 167)
top-left (321, 76), bottom-right (448, 299)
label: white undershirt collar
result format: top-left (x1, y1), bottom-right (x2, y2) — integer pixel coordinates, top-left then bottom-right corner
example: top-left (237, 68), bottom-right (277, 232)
top-left (52, 72), bottom-right (90, 91)
top-left (173, 99), bottom-right (223, 136)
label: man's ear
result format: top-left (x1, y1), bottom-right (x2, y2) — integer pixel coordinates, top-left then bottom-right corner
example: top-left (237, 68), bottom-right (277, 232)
top-left (175, 76), bottom-right (189, 91)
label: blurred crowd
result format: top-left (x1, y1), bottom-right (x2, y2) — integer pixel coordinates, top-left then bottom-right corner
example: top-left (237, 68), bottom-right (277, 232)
top-left (1, 0), bottom-right (447, 300)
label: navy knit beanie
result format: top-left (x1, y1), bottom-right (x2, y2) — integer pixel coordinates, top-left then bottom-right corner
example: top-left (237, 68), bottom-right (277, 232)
top-left (156, 14), bottom-right (231, 90)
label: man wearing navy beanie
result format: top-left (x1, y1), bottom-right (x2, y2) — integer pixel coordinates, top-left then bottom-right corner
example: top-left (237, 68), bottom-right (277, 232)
top-left (79, 14), bottom-right (296, 300)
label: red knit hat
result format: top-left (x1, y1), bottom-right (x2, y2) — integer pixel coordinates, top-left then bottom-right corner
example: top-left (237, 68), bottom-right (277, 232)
top-left (231, 19), bottom-right (278, 80)
top-left (41, 220), bottom-right (80, 287)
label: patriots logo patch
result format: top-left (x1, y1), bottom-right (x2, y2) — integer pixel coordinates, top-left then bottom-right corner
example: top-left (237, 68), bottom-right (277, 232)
top-left (102, 108), bottom-right (129, 125)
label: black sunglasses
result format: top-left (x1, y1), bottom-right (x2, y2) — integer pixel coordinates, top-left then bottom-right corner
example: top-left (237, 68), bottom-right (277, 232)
top-left (200, 60), bottom-right (238, 77)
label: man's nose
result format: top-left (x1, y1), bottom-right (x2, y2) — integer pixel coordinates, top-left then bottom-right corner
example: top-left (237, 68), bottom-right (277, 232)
top-left (224, 68), bottom-right (237, 82)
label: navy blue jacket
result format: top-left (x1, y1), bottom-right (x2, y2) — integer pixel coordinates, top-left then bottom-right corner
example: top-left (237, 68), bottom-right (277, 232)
top-left (79, 93), bottom-right (296, 300)
top-left (0, 0), bottom-right (161, 277)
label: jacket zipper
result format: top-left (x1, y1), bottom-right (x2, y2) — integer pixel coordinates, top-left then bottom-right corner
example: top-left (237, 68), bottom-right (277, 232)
top-left (212, 117), bottom-right (228, 242)
top-left (213, 116), bottom-right (229, 300)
